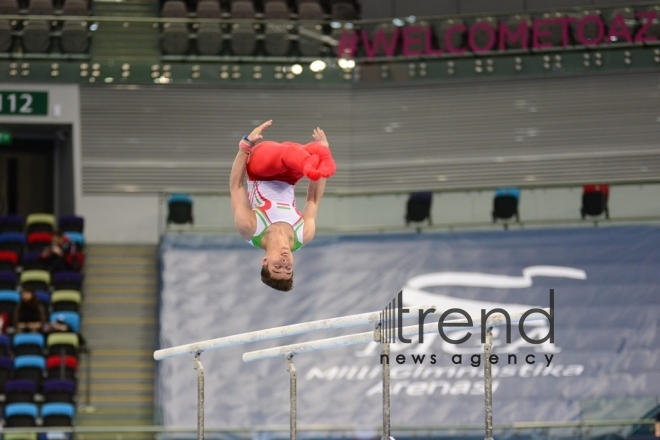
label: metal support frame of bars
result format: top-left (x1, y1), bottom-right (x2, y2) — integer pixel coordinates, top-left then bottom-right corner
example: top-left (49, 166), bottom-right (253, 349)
top-left (156, 306), bottom-right (550, 440)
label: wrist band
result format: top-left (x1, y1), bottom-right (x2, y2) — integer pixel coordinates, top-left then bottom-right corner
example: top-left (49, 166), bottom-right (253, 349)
top-left (243, 135), bottom-right (255, 146)
top-left (239, 135), bottom-right (256, 153)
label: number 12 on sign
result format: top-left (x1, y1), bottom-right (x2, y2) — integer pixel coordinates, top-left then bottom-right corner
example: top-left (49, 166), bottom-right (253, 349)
top-left (0, 92), bottom-right (49, 116)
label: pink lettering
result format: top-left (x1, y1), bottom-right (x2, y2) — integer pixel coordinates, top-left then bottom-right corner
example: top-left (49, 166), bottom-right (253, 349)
top-left (445, 24), bottom-right (467, 54)
top-left (402, 26), bottom-right (424, 56)
top-left (635, 11), bottom-right (658, 42)
top-left (575, 15), bottom-right (605, 46)
top-left (424, 26), bottom-right (443, 55)
top-left (498, 20), bottom-right (528, 50)
top-left (607, 14), bottom-right (633, 43)
top-left (558, 17), bottom-right (575, 46)
top-left (469, 22), bottom-right (496, 52)
top-left (361, 28), bottom-right (400, 58)
top-left (532, 18), bottom-right (554, 49)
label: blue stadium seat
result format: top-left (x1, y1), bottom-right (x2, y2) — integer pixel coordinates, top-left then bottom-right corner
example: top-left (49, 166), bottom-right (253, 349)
top-left (50, 311), bottom-right (80, 333)
top-left (494, 187), bottom-right (521, 199)
top-left (4, 402), bottom-right (38, 427)
top-left (41, 402), bottom-right (75, 426)
top-left (13, 333), bottom-right (45, 356)
top-left (0, 232), bottom-right (26, 258)
top-left (64, 232), bottom-right (85, 248)
top-left (0, 289), bottom-right (20, 324)
top-left (167, 193), bottom-right (194, 225)
top-left (13, 355), bottom-right (46, 387)
top-left (36, 289), bottom-right (51, 308)
top-left (493, 187), bottom-right (521, 227)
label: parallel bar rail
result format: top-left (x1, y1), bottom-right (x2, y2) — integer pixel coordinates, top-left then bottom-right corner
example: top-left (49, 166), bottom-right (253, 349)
top-left (242, 309), bottom-right (548, 362)
top-left (154, 304), bottom-right (435, 360)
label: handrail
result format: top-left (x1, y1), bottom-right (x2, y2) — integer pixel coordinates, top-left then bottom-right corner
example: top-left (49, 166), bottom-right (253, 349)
top-left (2, 1), bottom-right (659, 25)
top-left (0, 419), bottom-right (653, 433)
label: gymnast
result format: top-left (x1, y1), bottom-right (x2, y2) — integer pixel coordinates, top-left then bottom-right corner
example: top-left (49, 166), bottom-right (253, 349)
top-left (229, 120), bottom-right (336, 291)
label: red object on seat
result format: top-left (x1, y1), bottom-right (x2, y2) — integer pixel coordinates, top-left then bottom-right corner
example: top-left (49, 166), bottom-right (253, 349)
top-left (27, 232), bottom-right (53, 245)
top-left (0, 251), bottom-right (19, 266)
top-left (583, 184), bottom-right (609, 197)
top-left (46, 355), bottom-right (78, 371)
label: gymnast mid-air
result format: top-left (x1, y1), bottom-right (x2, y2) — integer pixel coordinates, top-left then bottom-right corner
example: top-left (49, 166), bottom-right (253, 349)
top-left (229, 120), bottom-right (336, 291)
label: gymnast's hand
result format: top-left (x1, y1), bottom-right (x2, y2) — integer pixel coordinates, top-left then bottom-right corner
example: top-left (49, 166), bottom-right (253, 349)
top-left (248, 120), bottom-right (272, 143)
top-left (313, 127), bottom-right (329, 147)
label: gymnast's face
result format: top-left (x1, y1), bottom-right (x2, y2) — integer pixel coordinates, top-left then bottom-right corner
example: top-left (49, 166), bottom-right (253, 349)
top-left (262, 248), bottom-right (294, 280)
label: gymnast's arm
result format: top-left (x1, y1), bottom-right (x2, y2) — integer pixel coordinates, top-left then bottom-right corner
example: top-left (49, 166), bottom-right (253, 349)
top-left (302, 177), bottom-right (326, 244)
top-left (229, 149), bottom-right (256, 241)
top-left (302, 126), bottom-right (330, 244)
top-left (230, 120), bottom-right (272, 240)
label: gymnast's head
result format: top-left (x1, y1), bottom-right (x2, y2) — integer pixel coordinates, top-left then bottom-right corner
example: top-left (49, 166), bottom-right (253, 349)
top-left (260, 248), bottom-right (294, 291)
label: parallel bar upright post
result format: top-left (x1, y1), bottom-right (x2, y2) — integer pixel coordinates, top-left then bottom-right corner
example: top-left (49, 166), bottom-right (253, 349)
top-left (193, 352), bottom-right (204, 440)
top-left (484, 327), bottom-right (494, 440)
top-left (287, 354), bottom-right (297, 440)
top-left (382, 340), bottom-right (391, 440)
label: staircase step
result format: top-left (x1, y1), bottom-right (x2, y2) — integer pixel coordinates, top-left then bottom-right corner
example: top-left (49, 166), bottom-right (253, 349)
top-left (80, 244), bottom-right (157, 429)
top-left (85, 285), bottom-right (157, 295)
top-left (83, 303), bottom-right (156, 318)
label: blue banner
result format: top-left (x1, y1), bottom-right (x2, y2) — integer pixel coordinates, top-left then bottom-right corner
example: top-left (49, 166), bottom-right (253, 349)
top-left (157, 226), bottom-right (660, 428)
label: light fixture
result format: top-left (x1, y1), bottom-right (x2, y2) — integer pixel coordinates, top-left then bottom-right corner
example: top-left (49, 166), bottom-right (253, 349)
top-left (291, 64), bottom-right (303, 75)
top-left (309, 60), bottom-right (326, 72)
top-left (338, 58), bottom-right (355, 70)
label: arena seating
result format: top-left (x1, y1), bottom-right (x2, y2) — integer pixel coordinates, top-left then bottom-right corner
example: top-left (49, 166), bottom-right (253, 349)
top-left (158, 0), bottom-right (360, 57)
top-left (0, 0), bottom-right (90, 54)
top-left (0, 214), bottom-right (85, 430)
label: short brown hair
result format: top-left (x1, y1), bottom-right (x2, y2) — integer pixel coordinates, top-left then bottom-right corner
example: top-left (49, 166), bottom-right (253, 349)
top-left (260, 265), bottom-right (293, 292)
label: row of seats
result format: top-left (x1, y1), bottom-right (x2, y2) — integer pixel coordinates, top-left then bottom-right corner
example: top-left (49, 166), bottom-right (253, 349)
top-left (0, 0), bottom-right (90, 53)
top-left (0, 215), bottom-right (82, 428)
top-left (0, 232), bottom-right (84, 259)
top-left (0, 305), bottom-right (81, 330)
top-left (0, 289), bottom-right (80, 324)
top-left (4, 378), bottom-right (75, 401)
top-left (0, 214), bottom-right (84, 235)
top-left (163, 0), bottom-right (357, 18)
top-left (0, 352), bottom-right (77, 385)
top-left (4, 402), bottom-right (75, 427)
top-left (1, 332), bottom-right (80, 357)
top-left (161, 0), bottom-right (357, 55)
top-left (1, 251), bottom-right (83, 272)
top-left (0, 271), bottom-right (82, 290)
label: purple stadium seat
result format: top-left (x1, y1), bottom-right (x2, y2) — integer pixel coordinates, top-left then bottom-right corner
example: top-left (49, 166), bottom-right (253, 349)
top-left (0, 334), bottom-right (10, 356)
top-left (57, 216), bottom-right (84, 234)
top-left (0, 215), bottom-right (24, 233)
top-left (22, 251), bottom-right (49, 271)
top-left (0, 356), bottom-right (14, 391)
top-left (4, 379), bottom-right (37, 403)
top-left (52, 271), bottom-right (82, 291)
top-left (0, 271), bottom-right (18, 289)
top-left (43, 379), bottom-right (76, 403)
